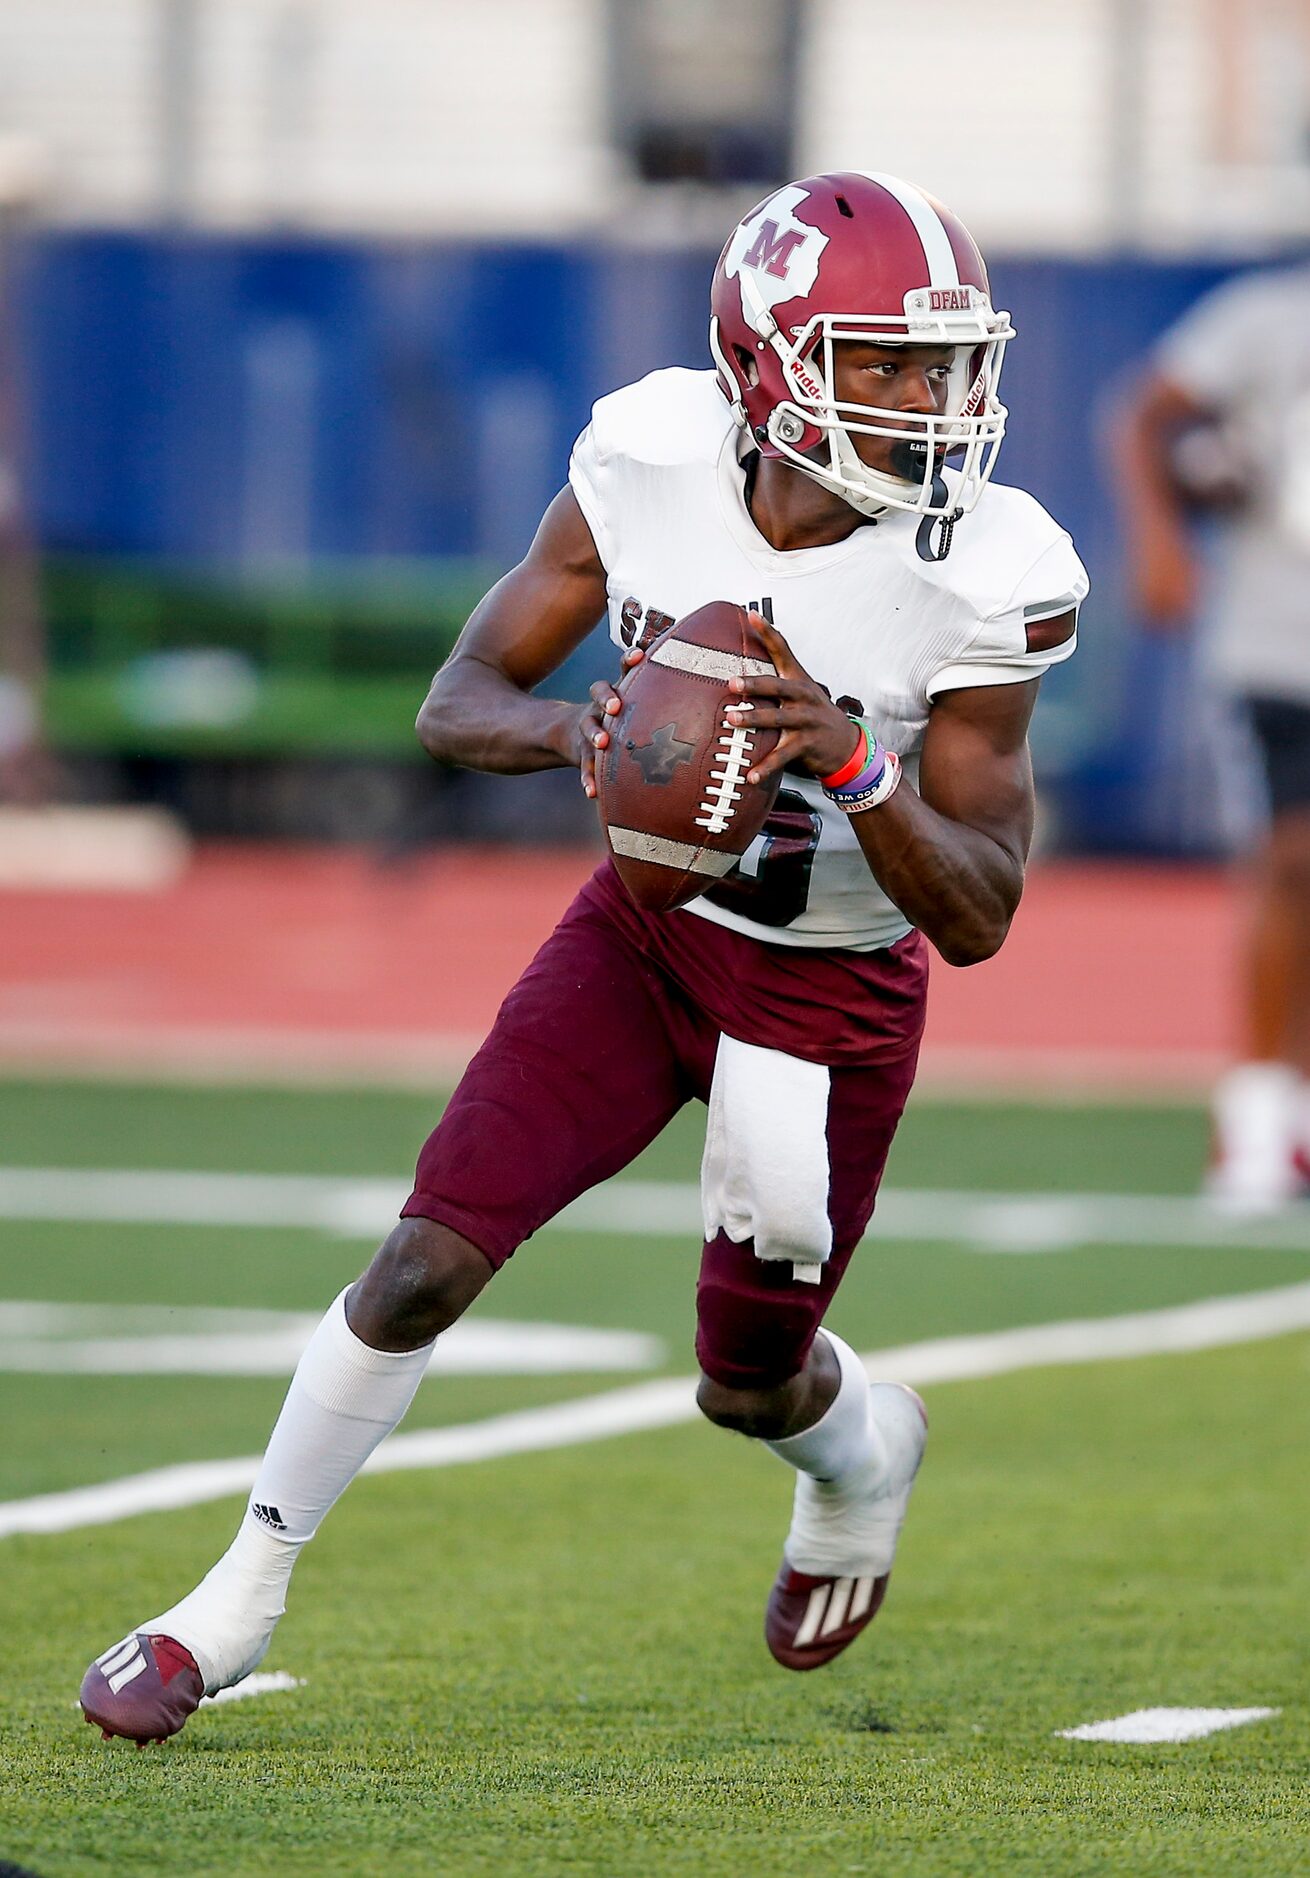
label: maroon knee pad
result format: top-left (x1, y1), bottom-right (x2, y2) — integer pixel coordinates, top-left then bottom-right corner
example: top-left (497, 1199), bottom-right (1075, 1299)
top-left (693, 1232), bottom-right (857, 1389)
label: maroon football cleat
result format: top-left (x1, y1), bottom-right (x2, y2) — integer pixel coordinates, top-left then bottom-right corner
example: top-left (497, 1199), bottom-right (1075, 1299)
top-left (765, 1566), bottom-right (890, 1670)
top-left (79, 1633), bottom-right (203, 1745)
top-left (765, 1382), bottom-right (927, 1671)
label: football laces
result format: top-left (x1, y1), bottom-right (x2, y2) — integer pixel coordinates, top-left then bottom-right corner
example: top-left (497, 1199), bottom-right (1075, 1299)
top-left (696, 704), bottom-right (755, 836)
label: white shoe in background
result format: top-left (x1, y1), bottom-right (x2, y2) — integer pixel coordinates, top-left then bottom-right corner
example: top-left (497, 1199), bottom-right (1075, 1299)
top-left (1204, 1062), bottom-right (1305, 1216)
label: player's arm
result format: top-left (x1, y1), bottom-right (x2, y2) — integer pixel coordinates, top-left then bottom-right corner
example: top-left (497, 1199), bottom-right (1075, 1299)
top-left (416, 486), bottom-right (637, 792)
top-left (1109, 369), bottom-right (1209, 626)
top-left (865, 676), bottom-right (1038, 966)
top-left (727, 615), bottom-right (1055, 967)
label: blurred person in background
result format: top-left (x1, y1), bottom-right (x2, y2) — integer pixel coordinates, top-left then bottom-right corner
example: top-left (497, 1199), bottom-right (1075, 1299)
top-left (1116, 259), bottom-right (1310, 1213)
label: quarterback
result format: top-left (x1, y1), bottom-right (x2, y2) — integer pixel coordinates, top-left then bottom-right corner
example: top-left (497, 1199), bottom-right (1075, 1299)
top-left (81, 170), bottom-right (1086, 1741)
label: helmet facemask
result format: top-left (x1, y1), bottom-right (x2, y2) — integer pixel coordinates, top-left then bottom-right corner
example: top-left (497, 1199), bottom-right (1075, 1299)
top-left (716, 277), bottom-right (1015, 521)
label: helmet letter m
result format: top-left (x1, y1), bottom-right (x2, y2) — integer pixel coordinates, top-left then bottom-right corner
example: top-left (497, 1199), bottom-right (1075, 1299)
top-left (742, 219), bottom-right (807, 281)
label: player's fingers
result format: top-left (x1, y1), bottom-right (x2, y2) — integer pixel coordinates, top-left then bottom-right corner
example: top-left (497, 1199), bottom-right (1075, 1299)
top-left (619, 647), bottom-right (645, 671)
top-left (746, 730), bottom-right (798, 786)
top-left (726, 702), bottom-right (813, 730)
top-left (728, 672), bottom-right (809, 701)
top-left (578, 695), bottom-right (613, 764)
top-left (748, 614), bottom-right (798, 675)
top-left (589, 680), bottom-right (623, 717)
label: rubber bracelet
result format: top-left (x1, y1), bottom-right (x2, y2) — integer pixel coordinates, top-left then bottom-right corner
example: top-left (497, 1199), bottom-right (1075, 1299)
top-left (823, 720), bottom-right (886, 798)
top-left (827, 743), bottom-right (887, 797)
top-left (824, 749), bottom-right (902, 813)
top-left (818, 720), bottom-right (870, 791)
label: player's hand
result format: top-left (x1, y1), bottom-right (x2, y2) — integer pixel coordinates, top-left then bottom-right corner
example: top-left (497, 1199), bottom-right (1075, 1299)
top-left (724, 616), bottom-right (860, 786)
top-left (577, 647), bottom-right (644, 798)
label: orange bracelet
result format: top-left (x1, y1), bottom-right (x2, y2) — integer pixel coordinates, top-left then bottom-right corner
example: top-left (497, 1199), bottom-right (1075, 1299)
top-left (819, 720), bottom-right (869, 790)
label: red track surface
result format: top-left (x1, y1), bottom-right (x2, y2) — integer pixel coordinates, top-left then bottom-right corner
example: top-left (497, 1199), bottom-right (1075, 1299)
top-left (0, 845), bottom-right (1241, 1088)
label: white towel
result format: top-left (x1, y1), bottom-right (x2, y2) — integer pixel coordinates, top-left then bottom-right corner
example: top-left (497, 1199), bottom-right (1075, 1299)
top-left (701, 1034), bottom-right (833, 1281)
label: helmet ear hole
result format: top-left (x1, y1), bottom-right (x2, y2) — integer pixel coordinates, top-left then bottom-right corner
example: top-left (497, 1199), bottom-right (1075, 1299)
top-left (732, 343), bottom-right (760, 389)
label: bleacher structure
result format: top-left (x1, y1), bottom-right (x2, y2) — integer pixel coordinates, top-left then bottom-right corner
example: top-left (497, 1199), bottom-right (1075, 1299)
top-left (0, 0), bottom-right (1305, 247)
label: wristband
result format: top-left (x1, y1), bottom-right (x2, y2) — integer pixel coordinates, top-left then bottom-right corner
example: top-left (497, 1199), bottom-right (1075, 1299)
top-left (823, 747), bottom-right (903, 813)
top-left (818, 719), bottom-right (871, 791)
top-left (822, 717), bottom-right (884, 796)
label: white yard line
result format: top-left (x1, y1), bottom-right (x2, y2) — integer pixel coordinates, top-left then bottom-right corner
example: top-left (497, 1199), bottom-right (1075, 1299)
top-left (5, 1167), bottom-right (1310, 1253)
top-left (1056, 1707), bottom-right (1280, 1744)
top-left (5, 1280), bottom-right (1310, 1540)
top-left (204, 1672), bottom-right (304, 1708)
top-left (0, 1301), bottom-right (663, 1376)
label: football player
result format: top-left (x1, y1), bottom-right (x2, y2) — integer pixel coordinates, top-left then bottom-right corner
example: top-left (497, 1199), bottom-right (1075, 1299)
top-left (1114, 258), bottom-right (1310, 1212)
top-left (81, 171), bottom-right (1086, 1742)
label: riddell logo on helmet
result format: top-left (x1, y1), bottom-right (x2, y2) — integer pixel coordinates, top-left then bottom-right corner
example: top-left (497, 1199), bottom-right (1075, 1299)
top-left (787, 359), bottom-right (824, 403)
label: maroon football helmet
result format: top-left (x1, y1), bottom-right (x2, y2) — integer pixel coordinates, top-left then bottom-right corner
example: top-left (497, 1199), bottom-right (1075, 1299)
top-left (709, 170), bottom-right (1014, 520)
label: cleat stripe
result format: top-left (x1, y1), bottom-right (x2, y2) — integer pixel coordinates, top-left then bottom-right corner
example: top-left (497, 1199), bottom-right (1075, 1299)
top-left (107, 1652), bottom-right (148, 1694)
top-left (821, 1577), bottom-right (854, 1636)
top-left (97, 1637), bottom-right (140, 1673)
top-left (793, 1585), bottom-right (830, 1649)
top-left (849, 1575), bottom-right (875, 1621)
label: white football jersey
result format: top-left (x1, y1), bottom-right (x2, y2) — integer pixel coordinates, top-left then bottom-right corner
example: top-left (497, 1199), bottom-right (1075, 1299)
top-left (569, 367), bottom-right (1087, 951)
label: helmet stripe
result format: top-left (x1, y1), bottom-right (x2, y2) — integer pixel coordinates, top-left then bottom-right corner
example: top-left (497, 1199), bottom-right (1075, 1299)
top-left (859, 171), bottom-right (961, 290)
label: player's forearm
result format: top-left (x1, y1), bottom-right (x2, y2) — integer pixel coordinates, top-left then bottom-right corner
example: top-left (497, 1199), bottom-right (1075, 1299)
top-left (850, 788), bottom-right (1025, 966)
top-left (1111, 388), bottom-right (1189, 548)
top-left (416, 654), bottom-right (577, 775)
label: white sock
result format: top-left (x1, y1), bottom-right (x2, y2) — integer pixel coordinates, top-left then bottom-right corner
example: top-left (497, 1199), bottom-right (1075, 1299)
top-left (148, 1288), bottom-right (433, 1692)
top-left (765, 1330), bottom-right (890, 1577)
top-left (1209, 1061), bottom-right (1301, 1208)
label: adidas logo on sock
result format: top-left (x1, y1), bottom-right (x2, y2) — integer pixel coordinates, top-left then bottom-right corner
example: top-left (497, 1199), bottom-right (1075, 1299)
top-left (251, 1502), bottom-right (288, 1531)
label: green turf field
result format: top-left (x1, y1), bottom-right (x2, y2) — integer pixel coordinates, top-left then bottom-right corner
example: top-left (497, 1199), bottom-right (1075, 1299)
top-left (1, 1078), bottom-right (1308, 1877)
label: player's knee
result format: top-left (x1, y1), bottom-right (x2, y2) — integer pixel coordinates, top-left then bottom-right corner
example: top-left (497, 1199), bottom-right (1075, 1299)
top-left (348, 1217), bottom-right (493, 1348)
top-left (696, 1371), bottom-right (797, 1440)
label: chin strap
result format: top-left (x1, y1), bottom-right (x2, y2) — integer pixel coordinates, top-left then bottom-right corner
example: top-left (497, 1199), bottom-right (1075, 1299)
top-left (915, 475), bottom-right (964, 562)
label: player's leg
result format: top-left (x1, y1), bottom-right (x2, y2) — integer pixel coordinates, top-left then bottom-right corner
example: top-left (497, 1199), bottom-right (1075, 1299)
top-left (80, 1217), bottom-right (486, 1743)
top-left (1209, 698), bottom-right (1310, 1210)
top-left (692, 1035), bottom-right (922, 1669)
top-left (81, 887), bottom-right (692, 1742)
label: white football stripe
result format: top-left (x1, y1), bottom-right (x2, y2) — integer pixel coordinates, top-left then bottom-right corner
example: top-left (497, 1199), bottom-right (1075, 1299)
top-left (861, 171), bottom-right (960, 288)
top-left (1056, 1706), bottom-right (1279, 1744)
top-left (649, 640), bottom-right (775, 683)
top-left (792, 1585), bottom-right (829, 1649)
top-left (849, 1575), bottom-right (875, 1622)
top-left (606, 828), bottom-right (738, 878)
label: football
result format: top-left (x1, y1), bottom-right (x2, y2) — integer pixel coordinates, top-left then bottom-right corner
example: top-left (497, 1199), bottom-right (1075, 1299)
top-left (596, 601), bottom-right (783, 912)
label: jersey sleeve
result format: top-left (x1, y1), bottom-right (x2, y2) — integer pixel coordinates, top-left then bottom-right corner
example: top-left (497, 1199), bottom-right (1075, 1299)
top-left (567, 414), bottom-right (617, 569)
top-left (926, 533), bottom-right (1088, 698)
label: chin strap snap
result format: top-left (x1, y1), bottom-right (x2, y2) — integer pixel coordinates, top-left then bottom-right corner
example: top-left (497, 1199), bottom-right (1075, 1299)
top-left (915, 475), bottom-right (964, 562)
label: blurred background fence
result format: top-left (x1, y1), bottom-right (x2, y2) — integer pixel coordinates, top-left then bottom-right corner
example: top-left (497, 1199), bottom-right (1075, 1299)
top-left (2, 0), bottom-right (1309, 852)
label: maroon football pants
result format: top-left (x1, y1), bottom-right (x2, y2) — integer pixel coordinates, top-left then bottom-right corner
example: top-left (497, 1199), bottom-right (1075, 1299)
top-left (403, 866), bottom-right (923, 1388)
